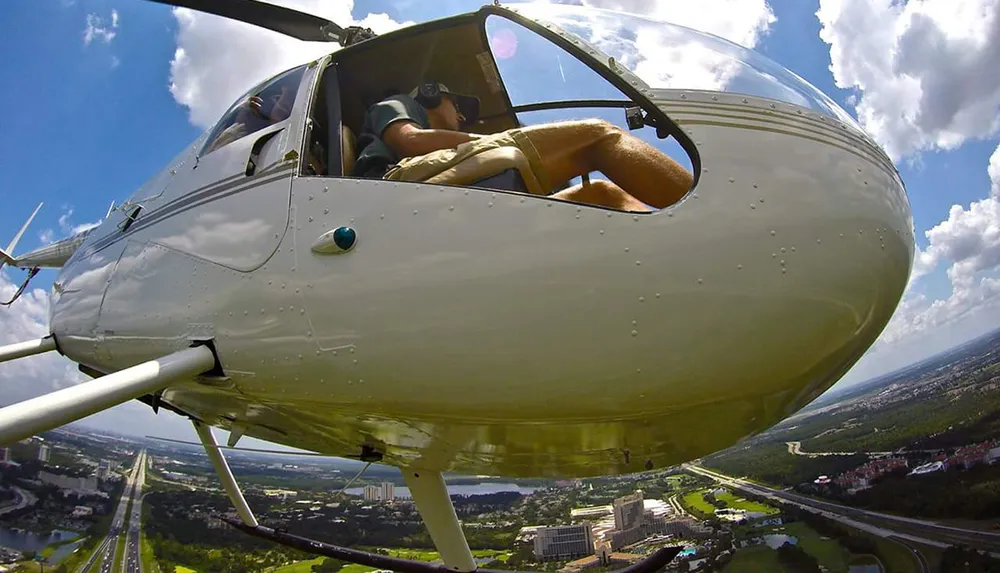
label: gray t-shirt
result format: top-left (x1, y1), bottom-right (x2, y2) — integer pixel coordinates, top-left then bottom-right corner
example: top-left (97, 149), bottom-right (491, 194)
top-left (353, 95), bottom-right (430, 177)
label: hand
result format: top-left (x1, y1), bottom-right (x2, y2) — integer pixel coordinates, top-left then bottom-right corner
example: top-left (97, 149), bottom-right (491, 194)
top-left (246, 96), bottom-right (266, 118)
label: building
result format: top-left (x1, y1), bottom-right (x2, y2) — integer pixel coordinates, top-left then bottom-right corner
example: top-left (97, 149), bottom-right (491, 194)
top-left (363, 485), bottom-right (380, 502)
top-left (613, 493), bottom-right (643, 531)
top-left (380, 482), bottom-right (395, 501)
top-left (38, 471), bottom-right (99, 493)
top-left (38, 445), bottom-right (50, 463)
top-left (533, 523), bottom-right (594, 561)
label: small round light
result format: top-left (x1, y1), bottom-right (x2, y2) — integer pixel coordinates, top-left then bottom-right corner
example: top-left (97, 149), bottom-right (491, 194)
top-left (333, 227), bottom-right (356, 251)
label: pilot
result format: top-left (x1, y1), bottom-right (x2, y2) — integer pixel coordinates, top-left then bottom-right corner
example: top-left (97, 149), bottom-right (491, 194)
top-left (204, 84), bottom-right (297, 155)
top-left (352, 81), bottom-right (693, 211)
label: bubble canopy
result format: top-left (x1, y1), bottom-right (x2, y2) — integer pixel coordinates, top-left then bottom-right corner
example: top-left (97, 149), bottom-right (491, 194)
top-left (504, 3), bottom-right (863, 131)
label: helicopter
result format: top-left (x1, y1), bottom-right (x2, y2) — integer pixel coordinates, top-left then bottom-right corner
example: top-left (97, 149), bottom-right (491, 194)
top-left (0, 0), bottom-right (914, 571)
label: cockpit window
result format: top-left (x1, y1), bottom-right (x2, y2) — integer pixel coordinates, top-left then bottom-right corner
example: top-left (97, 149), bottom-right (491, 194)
top-left (510, 3), bottom-right (863, 132)
top-left (201, 65), bottom-right (308, 156)
top-left (484, 13), bottom-right (694, 175)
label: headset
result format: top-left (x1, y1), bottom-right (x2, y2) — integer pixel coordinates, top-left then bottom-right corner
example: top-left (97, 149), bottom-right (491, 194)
top-left (413, 81), bottom-right (443, 110)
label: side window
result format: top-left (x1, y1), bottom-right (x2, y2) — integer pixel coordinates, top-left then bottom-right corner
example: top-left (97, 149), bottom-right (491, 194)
top-left (201, 65), bottom-right (308, 156)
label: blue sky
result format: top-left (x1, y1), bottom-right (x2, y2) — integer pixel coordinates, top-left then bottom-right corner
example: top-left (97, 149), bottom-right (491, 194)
top-left (1, 0), bottom-right (1000, 441)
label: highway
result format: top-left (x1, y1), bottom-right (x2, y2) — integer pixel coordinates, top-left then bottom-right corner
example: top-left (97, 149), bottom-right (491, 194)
top-left (122, 450), bottom-right (146, 573)
top-left (684, 463), bottom-right (1000, 560)
top-left (78, 450), bottom-right (146, 573)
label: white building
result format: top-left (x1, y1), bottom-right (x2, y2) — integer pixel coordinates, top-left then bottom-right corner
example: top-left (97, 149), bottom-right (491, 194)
top-left (380, 482), bottom-right (395, 501)
top-left (533, 524), bottom-right (594, 561)
top-left (363, 485), bottom-right (380, 501)
top-left (38, 445), bottom-right (50, 463)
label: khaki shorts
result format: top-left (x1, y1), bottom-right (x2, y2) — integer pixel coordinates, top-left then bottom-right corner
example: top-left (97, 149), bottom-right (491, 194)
top-left (383, 129), bottom-right (550, 195)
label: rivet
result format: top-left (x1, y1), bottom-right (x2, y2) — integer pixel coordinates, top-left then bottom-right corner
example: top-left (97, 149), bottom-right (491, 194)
top-left (697, 278), bottom-right (703, 284)
top-left (353, 359), bottom-right (358, 365)
top-left (380, 214), bottom-right (385, 219)
top-left (576, 215), bottom-right (581, 219)
top-left (350, 348), bottom-right (355, 353)
top-left (324, 186), bottom-right (329, 192)
top-left (840, 233), bottom-right (845, 238)
top-left (782, 268), bottom-right (787, 274)
top-left (625, 247), bottom-right (630, 252)
top-left (770, 230), bottom-right (776, 236)
top-left (413, 210), bottom-right (418, 215)
top-left (600, 230), bottom-right (605, 235)
top-left (859, 229), bottom-right (864, 234)
top-left (791, 247), bottom-right (796, 252)
top-left (639, 296), bottom-right (645, 302)
top-left (333, 350), bottom-right (337, 356)
top-left (712, 95), bottom-right (718, 101)
top-left (702, 168), bottom-right (709, 173)
top-left (449, 206), bottom-right (454, 211)
top-left (772, 253), bottom-right (776, 258)
top-left (753, 183), bottom-right (758, 188)
top-left (881, 244), bottom-right (885, 249)
top-left (857, 168), bottom-right (862, 173)
top-left (308, 217), bottom-right (313, 222)
top-left (488, 203), bottom-right (493, 207)
top-left (632, 320), bottom-right (638, 326)
top-left (636, 261), bottom-right (641, 266)
top-left (520, 198), bottom-right (525, 203)
top-left (728, 177), bottom-right (735, 183)
top-left (770, 103), bottom-right (776, 109)
top-left (607, 213), bottom-right (613, 218)
top-left (750, 204), bottom-right (756, 209)
top-left (547, 203), bottom-right (552, 207)
top-left (667, 212), bottom-right (673, 217)
top-left (781, 247), bottom-right (786, 253)
top-left (817, 239), bottom-right (822, 244)
top-left (300, 309), bottom-right (305, 315)
top-left (742, 98), bottom-right (748, 103)
top-left (324, 209), bottom-right (329, 214)
top-left (244, 311), bottom-right (248, 315)
top-left (309, 195), bottom-right (314, 201)
top-left (864, 181), bottom-right (868, 185)
top-left (260, 309), bottom-right (265, 314)
top-left (780, 260), bottom-right (786, 266)
top-left (637, 368), bottom-right (642, 374)
top-left (737, 264), bottom-right (743, 270)
top-left (633, 215), bottom-right (639, 221)
top-left (655, 293), bottom-right (661, 298)
top-left (693, 194), bottom-right (699, 199)
top-left (631, 330), bottom-right (638, 337)
top-left (298, 354), bottom-right (303, 359)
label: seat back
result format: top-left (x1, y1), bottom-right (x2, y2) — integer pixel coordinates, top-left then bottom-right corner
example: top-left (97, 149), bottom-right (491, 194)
top-left (341, 125), bottom-right (357, 176)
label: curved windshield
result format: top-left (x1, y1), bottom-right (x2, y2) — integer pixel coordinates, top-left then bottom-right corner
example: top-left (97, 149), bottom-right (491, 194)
top-left (508, 3), bottom-right (863, 132)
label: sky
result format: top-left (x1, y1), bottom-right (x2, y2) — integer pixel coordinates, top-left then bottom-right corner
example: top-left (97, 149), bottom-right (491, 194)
top-left (1, 0), bottom-right (1000, 445)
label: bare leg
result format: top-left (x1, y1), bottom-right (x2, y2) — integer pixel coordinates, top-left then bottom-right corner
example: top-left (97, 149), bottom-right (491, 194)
top-left (551, 179), bottom-right (652, 212)
top-left (520, 119), bottom-right (692, 209)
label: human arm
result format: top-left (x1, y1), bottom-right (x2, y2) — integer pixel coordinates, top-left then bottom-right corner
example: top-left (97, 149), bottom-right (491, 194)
top-left (382, 121), bottom-right (480, 159)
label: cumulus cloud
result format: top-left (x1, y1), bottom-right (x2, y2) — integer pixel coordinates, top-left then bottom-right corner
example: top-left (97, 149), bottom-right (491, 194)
top-left (168, 0), bottom-right (415, 129)
top-left (38, 206), bottom-right (102, 246)
top-left (524, 0), bottom-right (776, 93)
top-left (816, 0), bottom-right (1000, 160)
top-left (84, 9), bottom-right (119, 46)
top-left (871, 143), bottom-right (1000, 352)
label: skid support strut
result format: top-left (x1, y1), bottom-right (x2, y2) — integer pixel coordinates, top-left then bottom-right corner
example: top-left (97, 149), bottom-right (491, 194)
top-left (0, 336), bottom-right (57, 364)
top-left (193, 421), bottom-right (258, 527)
top-left (403, 469), bottom-right (476, 572)
top-left (0, 345), bottom-right (215, 445)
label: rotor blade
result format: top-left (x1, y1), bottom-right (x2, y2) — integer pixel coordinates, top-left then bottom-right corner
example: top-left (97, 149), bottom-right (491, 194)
top-left (143, 0), bottom-right (345, 43)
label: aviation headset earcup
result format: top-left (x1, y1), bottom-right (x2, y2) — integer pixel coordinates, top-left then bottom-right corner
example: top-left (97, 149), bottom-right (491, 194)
top-left (415, 82), bottom-right (442, 109)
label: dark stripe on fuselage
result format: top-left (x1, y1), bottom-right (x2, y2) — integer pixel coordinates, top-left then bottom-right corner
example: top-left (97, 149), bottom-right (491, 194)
top-left (84, 163), bottom-right (296, 256)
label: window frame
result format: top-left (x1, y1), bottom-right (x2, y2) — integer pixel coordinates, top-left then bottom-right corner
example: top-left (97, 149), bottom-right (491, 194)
top-left (475, 6), bottom-right (701, 187)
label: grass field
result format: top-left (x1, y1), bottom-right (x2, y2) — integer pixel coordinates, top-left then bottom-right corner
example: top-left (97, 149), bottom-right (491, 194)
top-left (723, 545), bottom-right (784, 573)
top-left (716, 491), bottom-right (780, 516)
top-left (269, 557), bottom-right (324, 572)
top-left (681, 489), bottom-right (718, 518)
top-left (778, 522), bottom-right (850, 572)
top-left (268, 548), bottom-right (513, 573)
top-left (175, 566), bottom-right (197, 573)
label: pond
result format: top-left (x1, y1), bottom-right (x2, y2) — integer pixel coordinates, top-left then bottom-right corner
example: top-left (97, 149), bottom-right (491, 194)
top-left (0, 527), bottom-right (83, 563)
top-left (763, 534), bottom-right (798, 549)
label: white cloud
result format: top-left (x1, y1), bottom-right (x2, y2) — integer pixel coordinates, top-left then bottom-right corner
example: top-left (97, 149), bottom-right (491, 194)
top-left (840, 142), bottom-right (1000, 387)
top-left (168, 0), bottom-right (414, 130)
top-left (816, 0), bottom-right (1000, 160)
top-left (84, 9), bottom-right (120, 46)
top-left (523, 0), bottom-right (776, 93)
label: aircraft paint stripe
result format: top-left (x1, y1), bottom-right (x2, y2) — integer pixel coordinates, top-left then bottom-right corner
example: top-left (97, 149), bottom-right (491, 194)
top-left (662, 108), bottom-right (896, 175)
top-left (85, 165), bottom-right (295, 256)
top-left (675, 119), bottom-right (900, 181)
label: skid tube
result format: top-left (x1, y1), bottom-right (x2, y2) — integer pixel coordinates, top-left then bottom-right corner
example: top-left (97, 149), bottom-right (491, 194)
top-left (223, 518), bottom-right (683, 573)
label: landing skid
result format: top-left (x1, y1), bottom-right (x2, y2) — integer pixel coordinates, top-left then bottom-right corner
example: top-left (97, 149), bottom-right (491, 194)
top-left (191, 421), bottom-right (683, 573)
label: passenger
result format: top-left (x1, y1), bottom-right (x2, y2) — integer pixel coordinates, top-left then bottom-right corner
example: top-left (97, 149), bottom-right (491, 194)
top-left (352, 81), bottom-right (692, 211)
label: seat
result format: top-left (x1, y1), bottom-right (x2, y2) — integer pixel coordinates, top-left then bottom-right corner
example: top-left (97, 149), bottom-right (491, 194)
top-left (341, 125), bottom-right (357, 176)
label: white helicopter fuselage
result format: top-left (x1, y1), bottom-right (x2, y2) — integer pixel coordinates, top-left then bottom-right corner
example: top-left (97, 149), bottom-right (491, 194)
top-left (35, 7), bottom-right (912, 479)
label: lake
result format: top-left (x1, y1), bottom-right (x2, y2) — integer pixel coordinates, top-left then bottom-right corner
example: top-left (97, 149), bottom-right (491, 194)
top-left (0, 527), bottom-right (83, 562)
top-left (345, 482), bottom-right (538, 499)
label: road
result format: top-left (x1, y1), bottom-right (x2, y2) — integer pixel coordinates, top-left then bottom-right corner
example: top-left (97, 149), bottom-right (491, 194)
top-left (121, 451), bottom-right (146, 573)
top-left (685, 463), bottom-right (1000, 562)
top-left (0, 485), bottom-right (37, 516)
top-left (78, 450), bottom-right (146, 573)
